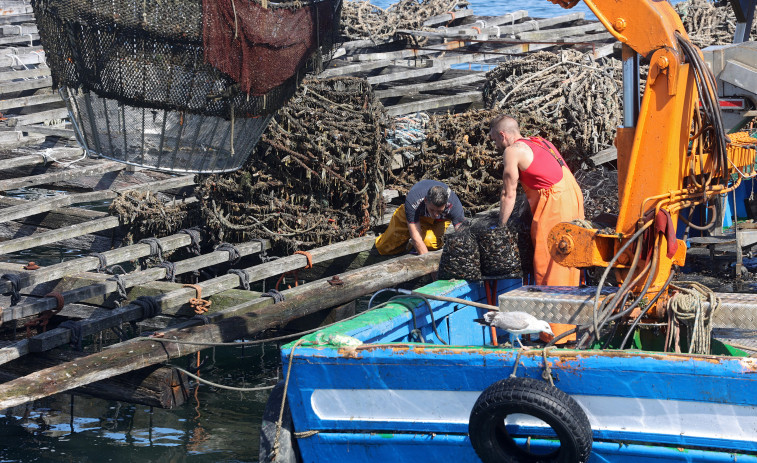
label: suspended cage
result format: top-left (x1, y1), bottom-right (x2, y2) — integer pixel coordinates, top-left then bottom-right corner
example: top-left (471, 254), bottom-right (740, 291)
top-left (31, 0), bottom-right (342, 173)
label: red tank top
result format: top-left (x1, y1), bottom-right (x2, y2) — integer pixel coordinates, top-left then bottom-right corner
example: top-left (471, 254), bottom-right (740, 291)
top-left (517, 137), bottom-right (566, 190)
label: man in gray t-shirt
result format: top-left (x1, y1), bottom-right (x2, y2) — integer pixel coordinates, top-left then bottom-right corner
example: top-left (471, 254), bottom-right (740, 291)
top-left (375, 179), bottom-right (465, 255)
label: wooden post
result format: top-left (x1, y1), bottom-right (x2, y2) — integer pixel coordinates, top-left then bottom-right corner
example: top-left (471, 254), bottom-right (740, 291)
top-left (0, 252), bottom-right (441, 409)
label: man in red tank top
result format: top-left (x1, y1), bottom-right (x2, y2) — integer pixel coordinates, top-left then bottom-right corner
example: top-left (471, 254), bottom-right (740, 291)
top-left (489, 115), bottom-right (585, 286)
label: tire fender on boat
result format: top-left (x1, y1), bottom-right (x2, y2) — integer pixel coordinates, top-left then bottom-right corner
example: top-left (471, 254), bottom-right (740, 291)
top-left (259, 381), bottom-right (302, 463)
top-left (468, 377), bottom-right (593, 463)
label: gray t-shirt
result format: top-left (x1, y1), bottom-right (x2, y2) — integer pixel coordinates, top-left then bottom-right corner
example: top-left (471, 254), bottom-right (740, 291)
top-left (405, 179), bottom-right (465, 226)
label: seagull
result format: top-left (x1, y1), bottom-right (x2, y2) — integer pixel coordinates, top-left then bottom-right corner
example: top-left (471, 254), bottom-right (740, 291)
top-left (476, 311), bottom-right (554, 348)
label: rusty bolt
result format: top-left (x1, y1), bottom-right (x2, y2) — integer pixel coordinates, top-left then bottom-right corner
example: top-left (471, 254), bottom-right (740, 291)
top-left (657, 55), bottom-right (669, 70)
top-left (613, 18), bottom-right (627, 32)
top-left (618, 253), bottom-right (630, 265)
top-left (328, 275), bottom-right (344, 286)
top-left (556, 235), bottom-right (574, 255)
top-left (24, 262), bottom-right (40, 270)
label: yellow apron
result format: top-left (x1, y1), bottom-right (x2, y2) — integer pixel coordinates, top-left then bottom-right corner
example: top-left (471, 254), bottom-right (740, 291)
top-left (523, 165), bottom-right (585, 286)
top-left (375, 204), bottom-right (450, 255)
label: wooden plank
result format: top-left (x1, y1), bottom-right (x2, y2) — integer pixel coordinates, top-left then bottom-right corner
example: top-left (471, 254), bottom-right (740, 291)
top-left (0, 159), bottom-right (125, 191)
top-left (0, 51), bottom-right (45, 68)
top-left (0, 13), bottom-right (34, 24)
top-left (0, 92), bottom-right (61, 111)
top-left (0, 215), bottom-right (120, 255)
top-left (399, 12), bottom-right (585, 39)
top-left (516, 22), bottom-right (606, 41)
top-left (422, 8), bottom-right (475, 27)
top-left (0, 350), bottom-right (189, 408)
top-left (590, 146), bottom-right (617, 165)
top-left (319, 59), bottom-right (416, 78)
top-left (19, 124), bottom-right (74, 138)
top-left (0, 251), bottom-right (442, 409)
top-left (0, 67), bottom-right (50, 81)
top-left (0, 75), bottom-right (51, 94)
top-left (0, 148), bottom-right (82, 170)
top-left (385, 90), bottom-right (482, 116)
top-left (19, 235), bottom-right (378, 355)
top-left (367, 65), bottom-right (444, 85)
top-left (6, 106), bottom-right (69, 127)
top-left (0, 3), bottom-right (33, 14)
top-left (0, 232), bottom-right (197, 295)
top-left (375, 72), bottom-right (485, 99)
top-left (3, 238), bottom-right (269, 323)
top-left (0, 33), bottom-right (39, 46)
top-left (354, 39), bottom-right (469, 62)
top-left (0, 174), bottom-right (195, 224)
top-left (0, 23), bottom-right (36, 35)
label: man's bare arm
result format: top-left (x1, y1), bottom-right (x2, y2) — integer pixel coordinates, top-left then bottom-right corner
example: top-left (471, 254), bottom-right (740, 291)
top-left (408, 222), bottom-right (429, 255)
top-left (499, 147), bottom-right (521, 227)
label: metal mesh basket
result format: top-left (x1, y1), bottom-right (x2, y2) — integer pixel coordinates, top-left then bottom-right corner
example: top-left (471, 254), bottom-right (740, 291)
top-left (32, 0), bottom-right (341, 172)
top-left (63, 87), bottom-right (271, 173)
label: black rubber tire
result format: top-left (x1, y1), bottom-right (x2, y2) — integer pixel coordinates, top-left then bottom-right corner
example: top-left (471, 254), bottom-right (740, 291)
top-left (469, 377), bottom-right (592, 463)
top-left (259, 381), bottom-right (302, 463)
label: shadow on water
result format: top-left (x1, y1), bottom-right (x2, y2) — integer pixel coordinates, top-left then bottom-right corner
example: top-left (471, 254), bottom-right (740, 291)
top-left (0, 343), bottom-right (283, 462)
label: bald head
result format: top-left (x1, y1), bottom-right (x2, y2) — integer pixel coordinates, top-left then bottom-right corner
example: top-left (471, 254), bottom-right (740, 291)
top-left (489, 115), bottom-right (521, 152)
top-left (490, 115), bottom-right (520, 137)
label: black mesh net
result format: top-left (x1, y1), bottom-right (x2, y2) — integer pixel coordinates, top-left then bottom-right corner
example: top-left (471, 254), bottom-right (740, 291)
top-left (32, 0), bottom-right (342, 119)
top-left (32, 0), bottom-right (341, 172)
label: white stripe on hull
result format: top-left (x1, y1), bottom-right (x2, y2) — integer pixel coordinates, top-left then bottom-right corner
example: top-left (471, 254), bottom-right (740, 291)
top-left (311, 389), bottom-right (757, 442)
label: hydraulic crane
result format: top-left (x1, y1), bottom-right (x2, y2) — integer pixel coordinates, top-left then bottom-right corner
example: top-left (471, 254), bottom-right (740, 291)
top-left (543, 0), bottom-right (757, 331)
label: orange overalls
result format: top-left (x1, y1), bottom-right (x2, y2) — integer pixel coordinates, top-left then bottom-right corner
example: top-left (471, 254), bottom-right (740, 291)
top-left (519, 137), bottom-right (584, 286)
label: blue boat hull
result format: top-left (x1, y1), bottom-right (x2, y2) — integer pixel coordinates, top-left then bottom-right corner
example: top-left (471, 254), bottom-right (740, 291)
top-left (279, 279), bottom-right (757, 462)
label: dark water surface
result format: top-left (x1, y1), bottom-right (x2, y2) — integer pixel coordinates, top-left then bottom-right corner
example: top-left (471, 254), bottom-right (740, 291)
top-left (0, 344), bottom-right (281, 462)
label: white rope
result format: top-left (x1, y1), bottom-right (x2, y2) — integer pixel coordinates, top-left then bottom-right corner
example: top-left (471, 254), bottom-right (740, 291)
top-left (668, 281), bottom-right (720, 354)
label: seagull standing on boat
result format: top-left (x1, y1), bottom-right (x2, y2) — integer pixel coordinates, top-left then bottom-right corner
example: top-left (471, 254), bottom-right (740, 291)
top-left (476, 311), bottom-right (553, 348)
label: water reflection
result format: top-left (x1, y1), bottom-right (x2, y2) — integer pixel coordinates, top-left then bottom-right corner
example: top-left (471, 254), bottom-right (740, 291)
top-left (0, 344), bottom-right (282, 462)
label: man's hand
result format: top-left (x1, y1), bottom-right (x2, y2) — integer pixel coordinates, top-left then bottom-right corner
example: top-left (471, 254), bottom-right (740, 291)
top-left (408, 222), bottom-right (428, 255)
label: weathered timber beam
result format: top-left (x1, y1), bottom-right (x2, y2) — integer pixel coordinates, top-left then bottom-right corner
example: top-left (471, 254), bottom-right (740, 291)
top-left (0, 215), bottom-right (120, 255)
top-left (422, 8), bottom-right (474, 26)
top-left (16, 236), bottom-right (378, 357)
top-left (367, 65), bottom-right (444, 85)
top-left (354, 40), bottom-right (469, 63)
top-left (0, 148), bottom-right (82, 170)
top-left (0, 230), bottom-right (200, 295)
top-left (0, 251), bottom-right (441, 409)
top-left (2, 238), bottom-right (269, 323)
top-left (0, 350), bottom-right (189, 408)
top-left (0, 76), bottom-right (51, 94)
top-left (375, 73), bottom-right (485, 99)
top-left (0, 23), bottom-right (36, 35)
top-left (385, 91), bottom-right (482, 116)
top-left (0, 92), bottom-right (54, 117)
top-left (19, 125), bottom-right (74, 138)
top-left (0, 51), bottom-right (45, 67)
top-left (0, 174), bottom-right (195, 224)
top-left (590, 146), bottom-right (617, 165)
top-left (0, 160), bottom-right (125, 192)
top-left (5, 106), bottom-right (69, 127)
top-left (418, 10), bottom-right (530, 40)
top-left (516, 22), bottom-right (606, 41)
top-left (0, 33), bottom-right (40, 46)
top-left (0, 67), bottom-right (50, 81)
top-left (398, 12), bottom-right (585, 39)
top-left (0, 13), bottom-right (35, 24)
